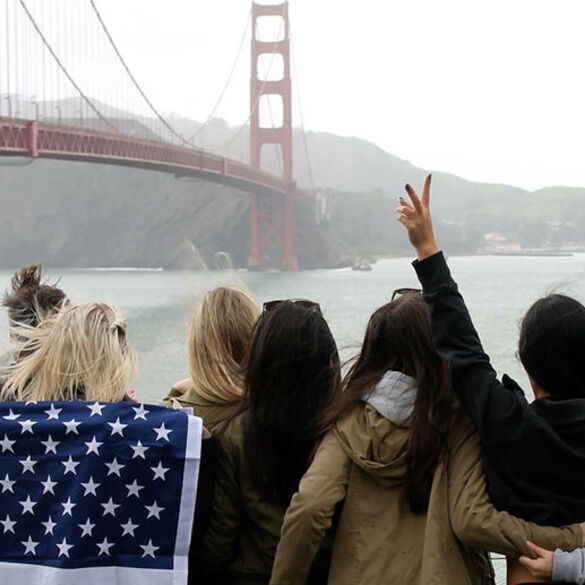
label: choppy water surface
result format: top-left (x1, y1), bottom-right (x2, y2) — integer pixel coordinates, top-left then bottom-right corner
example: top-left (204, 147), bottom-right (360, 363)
top-left (1, 253), bottom-right (584, 583)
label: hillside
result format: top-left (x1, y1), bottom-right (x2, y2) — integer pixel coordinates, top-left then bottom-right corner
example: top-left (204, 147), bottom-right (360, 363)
top-left (1, 106), bottom-right (584, 269)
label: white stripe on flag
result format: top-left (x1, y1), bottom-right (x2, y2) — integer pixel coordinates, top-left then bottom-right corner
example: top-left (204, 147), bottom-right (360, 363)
top-left (173, 413), bottom-right (202, 575)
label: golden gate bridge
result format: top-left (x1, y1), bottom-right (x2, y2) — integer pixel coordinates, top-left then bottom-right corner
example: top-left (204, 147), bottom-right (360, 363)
top-left (0, 1), bottom-right (311, 269)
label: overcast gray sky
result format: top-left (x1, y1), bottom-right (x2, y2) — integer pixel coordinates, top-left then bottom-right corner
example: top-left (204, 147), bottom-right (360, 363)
top-left (9, 0), bottom-right (585, 191)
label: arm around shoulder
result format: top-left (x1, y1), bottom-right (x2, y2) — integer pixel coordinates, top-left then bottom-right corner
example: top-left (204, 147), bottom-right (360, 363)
top-left (447, 414), bottom-right (582, 557)
top-left (270, 430), bottom-right (351, 585)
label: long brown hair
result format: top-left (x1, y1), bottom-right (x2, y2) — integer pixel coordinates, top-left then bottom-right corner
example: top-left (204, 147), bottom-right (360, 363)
top-left (243, 301), bottom-right (341, 505)
top-left (322, 293), bottom-right (453, 513)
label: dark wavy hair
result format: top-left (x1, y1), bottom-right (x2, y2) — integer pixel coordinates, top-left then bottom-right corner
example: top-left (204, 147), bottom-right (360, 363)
top-left (3, 264), bottom-right (67, 329)
top-left (321, 293), bottom-right (453, 514)
top-left (519, 293), bottom-right (585, 399)
top-left (243, 301), bottom-right (340, 505)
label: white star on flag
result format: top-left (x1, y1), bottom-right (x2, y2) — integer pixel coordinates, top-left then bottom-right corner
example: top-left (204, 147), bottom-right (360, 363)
top-left (63, 419), bottom-right (81, 434)
top-left (84, 435), bottom-right (103, 455)
top-left (78, 518), bottom-right (95, 538)
top-left (105, 458), bottom-right (125, 477)
top-left (81, 476), bottom-right (100, 496)
top-left (145, 501), bottom-right (164, 519)
top-left (41, 435), bottom-right (60, 454)
top-left (41, 475), bottom-right (57, 495)
top-left (44, 404), bottom-right (62, 420)
top-left (154, 422), bottom-right (173, 441)
top-left (121, 518), bottom-right (138, 537)
top-left (101, 497), bottom-right (120, 517)
top-left (19, 419), bottom-right (36, 434)
top-left (20, 455), bottom-right (36, 474)
top-left (87, 402), bottom-right (106, 417)
top-left (42, 516), bottom-right (57, 535)
top-left (140, 539), bottom-right (159, 558)
top-left (61, 497), bottom-right (76, 516)
top-left (19, 495), bottom-right (36, 514)
top-left (57, 537), bottom-right (74, 558)
top-left (151, 461), bottom-right (169, 480)
top-left (108, 417), bottom-right (127, 437)
top-left (132, 404), bottom-right (149, 420)
top-left (1, 514), bottom-right (16, 534)
top-left (125, 479), bottom-right (144, 498)
top-left (3, 408), bottom-right (20, 420)
top-left (0, 474), bottom-right (15, 493)
top-left (0, 434), bottom-right (15, 453)
top-left (97, 537), bottom-right (114, 556)
top-left (131, 439), bottom-right (148, 459)
top-left (62, 455), bottom-right (80, 475)
top-left (22, 535), bottom-right (38, 556)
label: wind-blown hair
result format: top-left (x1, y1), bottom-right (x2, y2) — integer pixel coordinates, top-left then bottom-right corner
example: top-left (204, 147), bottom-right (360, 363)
top-left (322, 293), bottom-right (453, 514)
top-left (1, 302), bottom-right (137, 403)
top-left (519, 293), bottom-right (585, 399)
top-left (3, 264), bottom-right (67, 330)
top-left (188, 286), bottom-right (259, 404)
top-left (243, 301), bottom-right (340, 505)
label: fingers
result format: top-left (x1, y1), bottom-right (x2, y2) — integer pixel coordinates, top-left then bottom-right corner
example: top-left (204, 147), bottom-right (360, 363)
top-left (526, 541), bottom-right (549, 558)
top-left (422, 174), bottom-right (432, 208)
top-left (399, 196), bottom-right (414, 211)
top-left (404, 184), bottom-right (423, 213)
top-left (518, 555), bottom-right (539, 571)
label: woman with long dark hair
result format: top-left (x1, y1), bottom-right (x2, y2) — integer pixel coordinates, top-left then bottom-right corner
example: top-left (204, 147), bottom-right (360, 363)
top-left (202, 300), bottom-right (341, 584)
top-left (270, 293), bottom-right (583, 585)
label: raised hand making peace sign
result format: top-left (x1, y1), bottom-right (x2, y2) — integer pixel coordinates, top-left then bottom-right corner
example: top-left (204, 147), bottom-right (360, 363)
top-left (397, 174), bottom-right (441, 260)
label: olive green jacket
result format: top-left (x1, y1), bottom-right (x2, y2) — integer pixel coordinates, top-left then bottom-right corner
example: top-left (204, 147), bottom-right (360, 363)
top-left (161, 386), bottom-right (240, 434)
top-left (270, 405), bottom-right (582, 585)
top-left (202, 412), bottom-right (331, 585)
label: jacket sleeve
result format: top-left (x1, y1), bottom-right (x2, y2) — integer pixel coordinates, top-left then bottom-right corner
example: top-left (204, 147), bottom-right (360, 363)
top-left (201, 434), bottom-right (242, 567)
top-left (270, 430), bottom-right (351, 585)
top-left (448, 414), bottom-right (582, 556)
top-left (554, 549), bottom-right (585, 584)
top-left (413, 252), bottom-right (529, 441)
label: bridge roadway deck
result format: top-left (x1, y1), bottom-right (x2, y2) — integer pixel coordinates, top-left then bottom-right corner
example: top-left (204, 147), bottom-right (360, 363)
top-left (0, 118), bottom-right (291, 197)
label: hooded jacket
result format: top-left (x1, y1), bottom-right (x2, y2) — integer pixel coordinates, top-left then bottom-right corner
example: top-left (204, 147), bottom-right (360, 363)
top-left (269, 373), bottom-right (582, 585)
top-left (413, 251), bottom-right (585, 525)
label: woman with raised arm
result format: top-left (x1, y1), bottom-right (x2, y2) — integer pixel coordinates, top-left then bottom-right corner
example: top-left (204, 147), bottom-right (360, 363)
top-left (162, 286), bottom-right (260, 433)
top-left (203, 300), bottom-right (341, 585)
top-left (269, 292), bottom-right (583, 585)
top-left (397, 175), bottom-right (585, 584)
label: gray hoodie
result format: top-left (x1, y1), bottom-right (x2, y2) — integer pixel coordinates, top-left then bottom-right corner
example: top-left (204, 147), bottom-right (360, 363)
top-left (364, 370), bottom-right (417, 427)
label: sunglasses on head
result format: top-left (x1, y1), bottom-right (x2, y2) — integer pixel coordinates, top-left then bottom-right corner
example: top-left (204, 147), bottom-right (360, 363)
top-left (262, 299), bottom-right (321, 314)
top-left (391, 287), bottom-right (422, 301)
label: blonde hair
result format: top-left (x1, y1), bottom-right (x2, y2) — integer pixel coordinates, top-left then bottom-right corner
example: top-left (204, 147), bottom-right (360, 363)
top-left (188, 286), bottom-right (259, 404)
top-left (1, 302), bottom-right (137, 402)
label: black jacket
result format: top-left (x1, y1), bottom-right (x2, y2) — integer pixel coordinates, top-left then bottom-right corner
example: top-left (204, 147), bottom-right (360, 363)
top-left (414, 251), bottom-right (585, 525)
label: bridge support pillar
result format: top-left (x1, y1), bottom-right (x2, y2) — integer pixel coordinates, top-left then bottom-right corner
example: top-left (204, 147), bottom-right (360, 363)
top-left (249, 1), bottom-right (298, 270)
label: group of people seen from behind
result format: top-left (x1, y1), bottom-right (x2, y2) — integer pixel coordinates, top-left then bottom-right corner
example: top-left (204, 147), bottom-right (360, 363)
top-left (2, 175), bottom-right (585, 585)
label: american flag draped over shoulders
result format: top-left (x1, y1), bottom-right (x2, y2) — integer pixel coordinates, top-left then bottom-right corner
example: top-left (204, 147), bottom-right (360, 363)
top-left (0, 400), bottom-right (202, 585)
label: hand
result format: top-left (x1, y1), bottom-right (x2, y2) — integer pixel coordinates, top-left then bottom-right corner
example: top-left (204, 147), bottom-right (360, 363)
top-left (396, 174), bottom-right (440, 260)
top-left (172, 378), bottom-right (192, 394)
top-left (518, 541), bottom-right (554, 580)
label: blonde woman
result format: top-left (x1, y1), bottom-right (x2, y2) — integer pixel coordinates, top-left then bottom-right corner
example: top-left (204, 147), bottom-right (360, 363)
top-left (163, 286), bottom-right (259, 433)
top-left (1, 302), bottom-right (136, 402)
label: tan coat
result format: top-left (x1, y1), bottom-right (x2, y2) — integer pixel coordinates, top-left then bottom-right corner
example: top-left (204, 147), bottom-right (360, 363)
top-left (270, 405), bottom-right (582, 585)
top-left (161, 385), bottom-right (239, 433)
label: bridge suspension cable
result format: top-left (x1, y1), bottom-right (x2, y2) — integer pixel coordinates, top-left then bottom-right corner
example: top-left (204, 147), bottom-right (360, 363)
top-left (88, 0), bottom-right (196, 148)
top-left (185, 11), bottom-right (251, 144)
top-left (16, 0), bottom-right (119, 132)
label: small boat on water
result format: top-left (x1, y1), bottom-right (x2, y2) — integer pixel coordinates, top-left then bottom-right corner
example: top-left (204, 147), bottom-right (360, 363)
top-left (352, 258), bottom-right (372, 271)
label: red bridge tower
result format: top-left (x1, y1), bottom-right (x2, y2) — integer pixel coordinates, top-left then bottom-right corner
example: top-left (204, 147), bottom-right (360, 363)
top-left (249, 1), bottom-right (298, 270)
